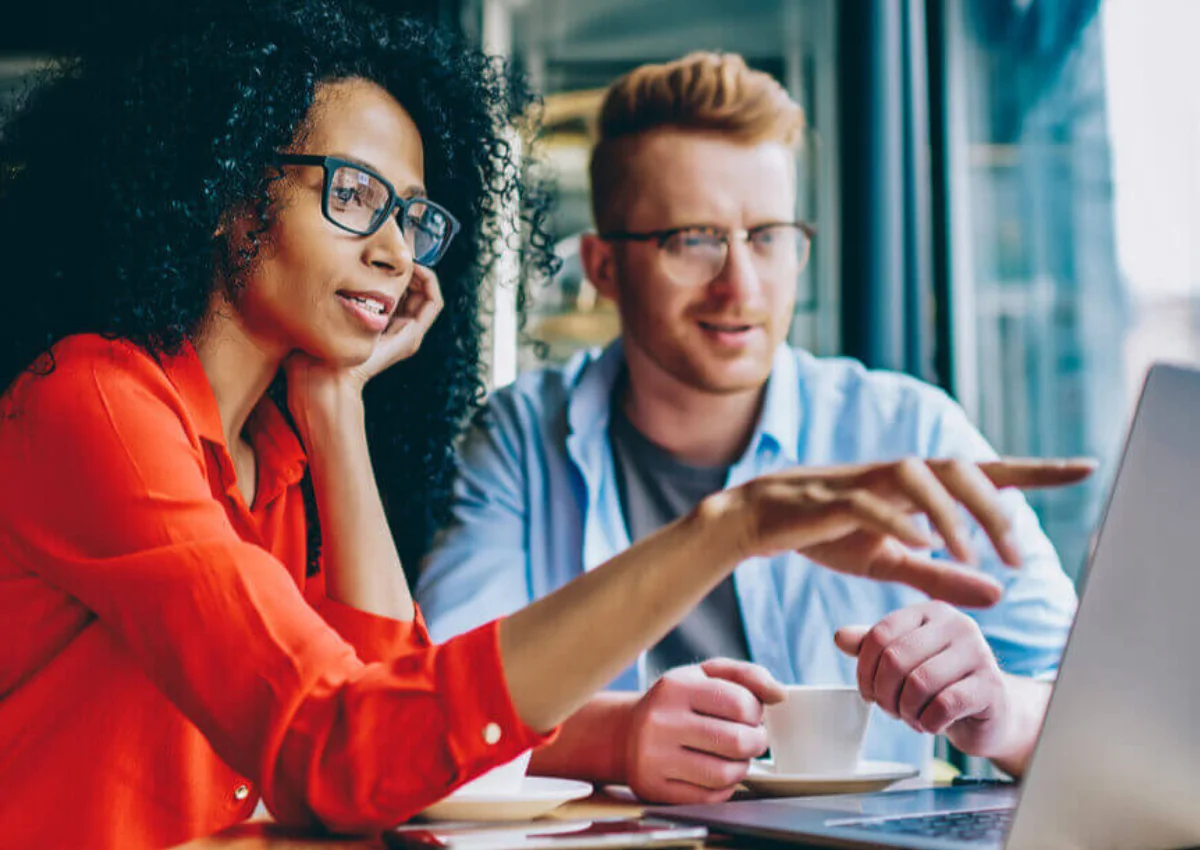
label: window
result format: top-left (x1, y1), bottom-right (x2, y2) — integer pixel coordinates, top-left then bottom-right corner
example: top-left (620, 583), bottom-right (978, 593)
top-left (944, 0), bottom-right (1200, 579)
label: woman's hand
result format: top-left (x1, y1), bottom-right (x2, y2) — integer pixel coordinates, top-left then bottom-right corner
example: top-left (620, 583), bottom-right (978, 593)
top-left (279, 267), bottom-right (442, 622)
top-left (715, 457), bottom-right (1095, 607)
top-left (499, 456), bottom-right (1092, 733)
top-left (345, 264), bottom-right (444, 389)
top-left (285, 266), bottom-right (443, 445)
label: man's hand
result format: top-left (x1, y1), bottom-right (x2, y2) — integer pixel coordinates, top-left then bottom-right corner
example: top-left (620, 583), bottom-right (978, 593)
top-left (626, 659), bottom-right (785, 804)
top-left (835, 601), bottom-right (1048, 775)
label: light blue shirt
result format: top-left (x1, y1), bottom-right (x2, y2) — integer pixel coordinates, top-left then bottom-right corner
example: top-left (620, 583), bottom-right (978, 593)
top-left (416, 343), bottom-right (1077, 770)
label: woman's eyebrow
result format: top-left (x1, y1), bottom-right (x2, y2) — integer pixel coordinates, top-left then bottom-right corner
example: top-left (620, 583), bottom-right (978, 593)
top-left (329, 152), bottom-right (378, 171)
top-left (330, 152), bottom-right (425, 197)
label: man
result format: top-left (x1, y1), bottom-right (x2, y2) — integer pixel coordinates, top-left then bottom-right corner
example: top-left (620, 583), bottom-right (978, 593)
top-left (416, 52), bottom-right (1077, 804)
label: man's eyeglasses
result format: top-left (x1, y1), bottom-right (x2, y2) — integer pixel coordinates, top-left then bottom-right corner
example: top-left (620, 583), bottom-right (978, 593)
top-left (272, 154), bottom-right (461, 267)
top-left (599, 222), bottom-right (815, 288)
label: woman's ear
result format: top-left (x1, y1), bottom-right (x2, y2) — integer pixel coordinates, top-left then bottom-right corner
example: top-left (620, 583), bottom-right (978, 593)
top-left (213, 200), bottom-right (273, 267)
top-left (213, 199), bottom-right (253, 240)
top-left (210, 203), bottom-right (263, 300)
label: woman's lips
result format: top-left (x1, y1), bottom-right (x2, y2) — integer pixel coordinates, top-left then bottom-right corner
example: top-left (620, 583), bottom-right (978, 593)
top-left (336, 291), bottom-right (393, 333)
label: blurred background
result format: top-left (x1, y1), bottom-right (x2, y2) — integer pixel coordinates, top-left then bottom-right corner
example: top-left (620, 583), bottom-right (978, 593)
top-left (4, 0), bottom-right (1196, 587)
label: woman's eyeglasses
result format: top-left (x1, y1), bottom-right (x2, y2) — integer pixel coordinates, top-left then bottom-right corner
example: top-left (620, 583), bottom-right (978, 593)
top-left (599, 222), bottom-right (815, 288)
top-left (272, 154), bottom-right (461, 267)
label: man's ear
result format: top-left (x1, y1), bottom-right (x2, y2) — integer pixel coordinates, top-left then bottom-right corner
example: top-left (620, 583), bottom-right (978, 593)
top-left (580, 232), bottom-right (619, 303)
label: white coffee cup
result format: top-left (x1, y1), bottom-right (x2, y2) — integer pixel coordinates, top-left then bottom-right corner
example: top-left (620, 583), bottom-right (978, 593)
top-left (454, 749), bottom-right (533, 796)
top-left (763, 684), bottom-right (871, 774)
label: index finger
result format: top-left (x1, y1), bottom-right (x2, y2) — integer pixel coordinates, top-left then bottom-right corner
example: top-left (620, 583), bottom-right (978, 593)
top-left (402, 265), bottom-right (443, 318)
top-left (688, 675), bottom-right (768, 726)
top-left (414, 264), bottom-right (445, 308)
top-left (979, 458), bottom-right (1097, 490)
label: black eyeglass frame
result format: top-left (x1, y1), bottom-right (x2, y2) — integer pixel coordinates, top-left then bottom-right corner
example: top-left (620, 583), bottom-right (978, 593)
top-left (272, 153), bottom-right (462, 267)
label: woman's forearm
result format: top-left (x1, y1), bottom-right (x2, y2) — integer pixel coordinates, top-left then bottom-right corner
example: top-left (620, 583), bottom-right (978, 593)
top-left (303, 389), bottom-right (414, 621)
top-left (500, 494), bottom-right (744, 732)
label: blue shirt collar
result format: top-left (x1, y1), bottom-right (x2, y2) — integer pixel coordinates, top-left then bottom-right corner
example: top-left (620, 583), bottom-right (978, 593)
top-left (754, 343), bottom-right (802, 465)
top-left (565, 339), bottom-right (803, 467)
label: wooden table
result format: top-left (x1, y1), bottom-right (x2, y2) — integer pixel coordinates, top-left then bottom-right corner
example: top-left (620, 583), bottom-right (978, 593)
top-left (174, 792), bottom-right (768, 849)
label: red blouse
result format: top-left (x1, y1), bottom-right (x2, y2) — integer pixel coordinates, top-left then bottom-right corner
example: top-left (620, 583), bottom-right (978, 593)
top-left (0, 335), bottom-right (551, 849)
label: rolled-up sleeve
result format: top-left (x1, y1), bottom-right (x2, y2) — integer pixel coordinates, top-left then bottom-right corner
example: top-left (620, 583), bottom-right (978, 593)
top-left (316, 594), bottom-right (433, 662)
top-left (0, 349), bottom-right (552, 833)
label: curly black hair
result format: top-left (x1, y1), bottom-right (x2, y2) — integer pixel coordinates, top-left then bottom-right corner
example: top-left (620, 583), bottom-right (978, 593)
top-left (0, 0), bottom-right (557, 578)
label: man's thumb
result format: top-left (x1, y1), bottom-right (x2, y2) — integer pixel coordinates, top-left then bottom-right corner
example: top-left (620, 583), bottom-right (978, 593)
top-left (834, 625), bottom-right (870, 656)
top-left (699, 658), bottom-right (787, 705)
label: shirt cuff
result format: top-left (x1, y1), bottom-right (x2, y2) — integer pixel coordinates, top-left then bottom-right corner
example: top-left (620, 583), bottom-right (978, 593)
top-left (318, 597), bottom-right (432, 663)
top-left (435, 618), bottom-right (560, 786)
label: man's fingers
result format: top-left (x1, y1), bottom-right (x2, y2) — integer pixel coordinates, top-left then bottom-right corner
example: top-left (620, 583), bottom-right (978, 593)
top-left (916, 674), bottom-right (988, 735)
top-left (687, 675), bottom-right (766, 725)
top-left (663, 747), bottom-right (753, 792)
top-left (897, 648), bottom-right (982, 728)
top-left (699, 658), bottom-right (786, 705)
top-left (852, 607), bottom-right (928, 701)
top-left (834, 626), bottom-right (869, 657)
top-left (678, 713), bottom-right (770, 762)
top-left (638, 778), bottom-right (740, 806)
top-left (871, 624), bottom-right (953, 718)
top-left (978, 458), bottom-right (1097, 490)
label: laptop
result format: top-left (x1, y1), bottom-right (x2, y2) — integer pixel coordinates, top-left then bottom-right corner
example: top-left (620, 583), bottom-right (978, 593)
top-left (652, 363), bottom-right (1200, 850)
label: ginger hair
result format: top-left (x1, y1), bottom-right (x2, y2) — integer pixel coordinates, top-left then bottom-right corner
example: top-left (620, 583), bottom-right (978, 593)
top-left (589, 52), bottom-right (805, 230)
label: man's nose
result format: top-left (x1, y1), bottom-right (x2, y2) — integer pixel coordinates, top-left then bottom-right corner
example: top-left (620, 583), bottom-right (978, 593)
top-left (707, 236), bottom-right (764, 303)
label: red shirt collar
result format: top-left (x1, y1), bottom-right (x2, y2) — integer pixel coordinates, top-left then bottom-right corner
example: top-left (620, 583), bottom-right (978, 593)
top-left (159, 342), bottom-right (307, 492)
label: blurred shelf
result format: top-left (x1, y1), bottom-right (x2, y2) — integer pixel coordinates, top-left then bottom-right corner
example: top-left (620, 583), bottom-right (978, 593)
top-left (526, 303), bottom-right (621, 347)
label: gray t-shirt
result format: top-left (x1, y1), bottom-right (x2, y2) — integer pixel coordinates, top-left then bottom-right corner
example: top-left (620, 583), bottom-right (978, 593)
top-left (608, 401), bottom-right (753, 682)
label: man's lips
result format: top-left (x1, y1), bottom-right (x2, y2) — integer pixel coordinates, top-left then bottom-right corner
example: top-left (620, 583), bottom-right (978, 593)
top-left (697, 319), bottom-right (762, 333)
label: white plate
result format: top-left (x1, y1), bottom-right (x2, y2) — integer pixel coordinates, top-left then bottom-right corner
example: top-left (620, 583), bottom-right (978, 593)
top-left (419, 777), bottom-right (594, 822)
top-left (742, 760), bottom-right (919, 797)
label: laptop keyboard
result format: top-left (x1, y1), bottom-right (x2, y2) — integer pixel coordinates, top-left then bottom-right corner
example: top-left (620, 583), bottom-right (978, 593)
top-left (838, 807), bottom-right (1014, 844)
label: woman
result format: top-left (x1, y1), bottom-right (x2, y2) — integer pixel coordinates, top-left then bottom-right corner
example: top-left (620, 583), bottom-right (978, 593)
top-left (0, 2), bottom-right (1089, 848)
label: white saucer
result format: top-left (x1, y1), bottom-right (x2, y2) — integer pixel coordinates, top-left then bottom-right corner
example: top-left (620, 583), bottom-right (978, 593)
top-left (419, 777), bottom-right (594, 822)
top-left (742, 760), bottom-right (918, 797)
